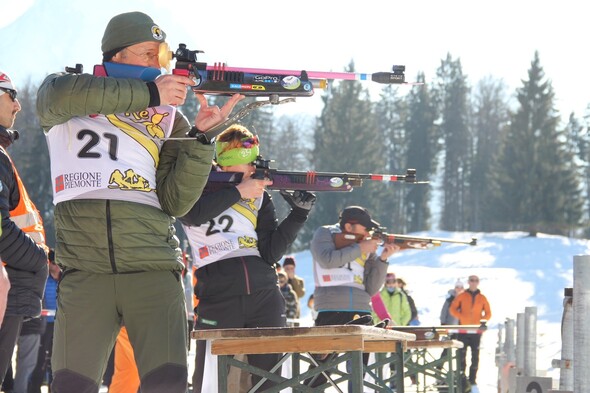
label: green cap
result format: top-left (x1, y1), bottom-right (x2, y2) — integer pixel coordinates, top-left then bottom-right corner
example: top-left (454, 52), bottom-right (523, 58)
top-left (101, 11), bottom-right (166, 55)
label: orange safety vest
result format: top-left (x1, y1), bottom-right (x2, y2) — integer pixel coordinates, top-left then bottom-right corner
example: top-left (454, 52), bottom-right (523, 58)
top-left (1, 146), bottom-right (47, 261)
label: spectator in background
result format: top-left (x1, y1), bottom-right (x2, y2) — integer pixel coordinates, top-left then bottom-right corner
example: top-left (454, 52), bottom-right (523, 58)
top-left (436, 278), bottom-right (464, 369)
top-left (108, 326), bottom-right (140, 393)
top-left (0, 71), bottom-right (49, 386)
top-left (441, 279), bottom-right (464, 326)
top-left (13, 317), bottom-right (44, 393)
top-left (396, 277), bottom-right (420, 326)
top-left (371, 272), bottom-right (411, 326)
top-left (450, 274), bottom-right (492, 387)
top-left (29, 249), bottom-right (61, 393)
top-left (181, 244), bottom-right (195, 350)
top-left (278, 270), bottom-right (300, 326)
top-left (307, 294), bottom-right (317, 322)
top-left (282, 257), bottom-right (305, 300)
top-left (0, 245), bottom-right (7, 329)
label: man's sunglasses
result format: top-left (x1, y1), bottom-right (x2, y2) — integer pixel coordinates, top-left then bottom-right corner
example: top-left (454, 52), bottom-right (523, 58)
top-left (0, 88), bottom-right (17, 102)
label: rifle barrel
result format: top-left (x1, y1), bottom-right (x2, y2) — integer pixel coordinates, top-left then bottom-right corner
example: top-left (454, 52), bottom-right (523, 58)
top-left (205, 65), bottom-right (421, 85)
top-left (382, 233), bottom-right (477, 246)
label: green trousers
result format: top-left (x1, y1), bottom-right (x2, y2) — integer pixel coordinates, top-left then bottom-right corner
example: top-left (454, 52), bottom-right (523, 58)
top-left (52, 270), bottom-right (188, 387)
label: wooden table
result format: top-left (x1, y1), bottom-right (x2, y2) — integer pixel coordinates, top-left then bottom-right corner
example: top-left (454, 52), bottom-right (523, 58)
top-left (192, 325), bottom-right (415, 393)
top-left (366, 325), bottom-right (478, 393)
top-left (365, 339), bottom-right (465, 393)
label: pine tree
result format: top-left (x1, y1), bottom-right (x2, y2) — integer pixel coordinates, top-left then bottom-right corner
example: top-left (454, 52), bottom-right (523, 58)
top-left (374, 84), bottom-right (408, 232)
top-left (491, 52), bottom-right (583, 235)
top-left (470, 76), bottom-right (509, 231)
top-left (268, 116), bottom-right (315, 251)
top-left (564, 113), bottom-right (589, 235)
top-left (300, 61), bottom-right (382, 244)
top-left (434, 54), bottom-right (472, 231)
top-left (403, 72), bottom-right (439, 232)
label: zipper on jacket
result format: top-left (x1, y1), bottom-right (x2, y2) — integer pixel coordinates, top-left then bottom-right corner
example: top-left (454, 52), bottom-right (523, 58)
top-left (240, 257), bottom-right (251, 294)
top-left (106, 200), bottom-right (118, 274)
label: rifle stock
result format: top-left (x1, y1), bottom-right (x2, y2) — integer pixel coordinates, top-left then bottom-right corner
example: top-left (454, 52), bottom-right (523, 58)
top-left (333, 230), bottom-right (477, 251)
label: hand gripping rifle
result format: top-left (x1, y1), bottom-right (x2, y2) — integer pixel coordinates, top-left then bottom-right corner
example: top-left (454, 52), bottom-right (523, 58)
top-left (333, 227), bottom-right (477, 250)
top-left (205, 156), bottom-right (427, 193)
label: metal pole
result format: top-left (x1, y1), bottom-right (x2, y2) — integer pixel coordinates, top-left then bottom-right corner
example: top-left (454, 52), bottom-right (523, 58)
top-left (574, 255), bottom-right (590, 392)
top-left (515, 313), bottom-right (525, 371)
top-left (556, 287), bottom-right (574, 391)
top-left (523, 306), bottom-right (537, 377)
top-left (496, 324), bottom-right (505, 393)
top-left (505, 318), bottom-right (515, 364)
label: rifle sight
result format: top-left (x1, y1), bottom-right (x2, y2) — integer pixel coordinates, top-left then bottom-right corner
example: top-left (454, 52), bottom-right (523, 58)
top-left (174, 44), bottom-right (203, 63)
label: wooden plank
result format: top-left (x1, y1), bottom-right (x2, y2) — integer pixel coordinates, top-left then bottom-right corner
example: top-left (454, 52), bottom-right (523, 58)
top-left (389, 325), bottom-right (485, 337)
top-left (192, 325), bottom-right (415, 342)
top-left (210, 335), bottom-right (364, 355)
top-left (364, 339), bottom-right (463, 352)
top-left (363, 340), bottom-right (400, 353)
top-left (407, 339), bottom-right (464, 349)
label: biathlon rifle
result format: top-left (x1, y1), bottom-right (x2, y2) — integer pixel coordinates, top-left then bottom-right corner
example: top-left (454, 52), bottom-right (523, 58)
top-left (205, 156), bottom-right (427, 193)
top-left (171, 43), bottom-right (419, 99)
top-left (168, 44), bottom-right (423, 141)
top-left (334, 227), bottom-right (477, 250)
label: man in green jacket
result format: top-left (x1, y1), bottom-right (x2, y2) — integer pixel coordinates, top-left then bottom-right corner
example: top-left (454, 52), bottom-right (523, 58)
top-left (36, 11), bottom-right (243, 393)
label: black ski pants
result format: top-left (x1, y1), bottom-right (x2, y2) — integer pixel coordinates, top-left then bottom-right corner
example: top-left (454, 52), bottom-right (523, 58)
top-left (192, 288), bottom-right (286, 393)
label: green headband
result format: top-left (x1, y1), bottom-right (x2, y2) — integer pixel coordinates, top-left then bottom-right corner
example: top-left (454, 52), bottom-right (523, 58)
top-left (216, 143), bottom-right (260, 166)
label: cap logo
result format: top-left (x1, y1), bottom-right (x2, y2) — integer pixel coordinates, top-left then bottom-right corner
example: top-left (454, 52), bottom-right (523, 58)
top-left (0, 73), bottom-right (10, 83)
top-left (151, 26), bottom-right (164, 41)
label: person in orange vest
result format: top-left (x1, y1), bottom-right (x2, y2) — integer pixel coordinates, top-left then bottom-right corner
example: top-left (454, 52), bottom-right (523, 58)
top-left (449, 274), bottom-right (492, 387)
top-left (108, 326), bottom-right (140, 393)
top-left (0, 71), bottom-right (49, 385)
top-left (0, 226), bottom-right (7, 328)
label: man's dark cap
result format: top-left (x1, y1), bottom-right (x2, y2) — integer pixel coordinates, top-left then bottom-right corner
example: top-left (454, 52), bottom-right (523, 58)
top-left (339, 206), bottom-right (380, 230)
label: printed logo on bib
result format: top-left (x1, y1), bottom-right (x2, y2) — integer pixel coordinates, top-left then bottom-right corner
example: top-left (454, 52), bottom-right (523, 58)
top-left (238, 235), bottom-right (257, 249)
top-left (198, 239), bottom-right (235, 259)
top-left (321, 273), bottom-right (363, 284)
top-left (108, 168), bottom-right (154, 192)
top-left (55, 172), bottom-right (102, 193)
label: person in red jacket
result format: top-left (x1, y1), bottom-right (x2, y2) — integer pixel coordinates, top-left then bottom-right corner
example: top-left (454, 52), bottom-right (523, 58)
top-left (449, 274), bottom-right (491, 387)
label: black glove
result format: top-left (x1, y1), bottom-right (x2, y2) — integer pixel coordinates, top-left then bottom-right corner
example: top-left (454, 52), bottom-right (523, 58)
top-left (279, 190), bottom-right (316, 211)
top-left (344, 314), bottom-right (373, 326)
top-left (374, 318), bottom-right (390, 329)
